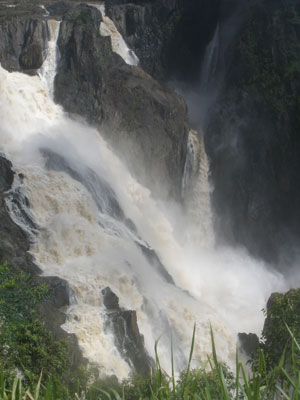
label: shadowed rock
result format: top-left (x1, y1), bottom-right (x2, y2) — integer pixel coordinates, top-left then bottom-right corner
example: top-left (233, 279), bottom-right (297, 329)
top-left (238, 332), bottom-right (259, 359)
top-left (102, 286), bottom-right (153, 376)
top-left (54, 3), bottom-right (188, 200)
top-left (102, 286), bottom-right (119, 310)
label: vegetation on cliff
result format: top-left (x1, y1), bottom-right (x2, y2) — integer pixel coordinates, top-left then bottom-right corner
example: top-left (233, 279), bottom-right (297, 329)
top-left (0, 261), bottom-right (68, 386)
top-left (238, 0), bottom-right (300, 128)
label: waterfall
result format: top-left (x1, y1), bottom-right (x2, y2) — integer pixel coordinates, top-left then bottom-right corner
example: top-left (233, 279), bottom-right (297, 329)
top-left (182, 130), bottom-right (214, 248)
top-left (38, 19), bottom-right (61, 96)
top-left (199, 24), bottom-right (220, 93)
top-left (0, 24), bottom-right (290, 379)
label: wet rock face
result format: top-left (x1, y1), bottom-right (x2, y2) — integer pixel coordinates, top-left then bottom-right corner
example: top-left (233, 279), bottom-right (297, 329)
top-left (102, 287), bottom-right (120, 310)
top-left (0, 9), bottom-right (48, 73)
top-left (19, 19), bottom-right (48, 71)
top-left (238, 332), bottom-right (259, 359)
top-left (0, 155), bottom-right (38, 274)
top-left (102, 287), bottom-right (152, 376)
top-left (205, 0), bottom-right (300, 266)
top-left (106, 0), bottom-right (221, 82)
top-left (0, 156), bottom-right (14, 192)
top-left (108, 0), bottom-right (300, 266)
top-left (55, 3), bottom-right (188, 199)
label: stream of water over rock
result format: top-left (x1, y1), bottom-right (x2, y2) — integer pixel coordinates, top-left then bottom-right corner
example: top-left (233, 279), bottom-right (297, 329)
top-left (0, 14), bottom-right (291, 379)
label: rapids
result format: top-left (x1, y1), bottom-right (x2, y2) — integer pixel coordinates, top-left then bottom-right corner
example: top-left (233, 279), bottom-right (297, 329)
top-left (0, 14), bottom-right (291, 380)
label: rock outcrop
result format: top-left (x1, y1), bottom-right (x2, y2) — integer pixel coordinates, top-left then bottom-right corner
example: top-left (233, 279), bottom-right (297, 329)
top-left (106, 0), bottom-right (221, 82)
top-left (54, 3), bottom-right (188, 199)
top-left (238, 332), bottom-right (259, 359)
top-left (0, 155), bottom-right (38, 274)
top-left (102, 287), bottom-right (152, 376)
top-left (0, 4), bottom-right (48, 73)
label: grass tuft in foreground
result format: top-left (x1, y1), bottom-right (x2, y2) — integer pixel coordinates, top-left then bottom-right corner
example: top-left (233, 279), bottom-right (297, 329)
top-left (1, 324), bottom-right (300, 399)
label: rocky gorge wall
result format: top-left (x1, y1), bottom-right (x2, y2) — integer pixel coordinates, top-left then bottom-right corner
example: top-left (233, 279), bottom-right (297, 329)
top-left (206, 0), bottom-right (300, 266)
top-left (107, 0), bottom-right (300, 267)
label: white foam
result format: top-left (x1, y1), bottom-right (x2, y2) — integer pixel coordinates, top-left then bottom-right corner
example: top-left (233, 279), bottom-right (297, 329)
top-left (39, 20), bottom-right (61, 96)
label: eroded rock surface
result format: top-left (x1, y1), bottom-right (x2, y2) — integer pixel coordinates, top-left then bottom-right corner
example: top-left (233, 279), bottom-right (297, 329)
top-left (102, 287), bottom-right (153, 376)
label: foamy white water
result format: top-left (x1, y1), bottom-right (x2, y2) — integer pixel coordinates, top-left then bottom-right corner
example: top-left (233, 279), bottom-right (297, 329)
top-left (182, 130), bottom-right (214, 248)
top-left (39, 20), bottom-right (61, 95)
top-left (0, 29), bottom-right (292, 379)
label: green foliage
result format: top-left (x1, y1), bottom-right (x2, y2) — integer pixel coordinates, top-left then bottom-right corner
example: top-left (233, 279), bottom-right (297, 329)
top-left (238, 0), bottom-right (300, 127)
top-left (176, 364), bottom-right (235, 399)
top-left (260, 289), bottom-right (300, 369)
top-left (1, 325), bottom-right (300, 399)
top-left (0, 261), bottom-right (68, 386)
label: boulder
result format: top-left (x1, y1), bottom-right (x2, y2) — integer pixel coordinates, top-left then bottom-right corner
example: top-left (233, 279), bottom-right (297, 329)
top-left (102, 286), bottom-right (119, 310)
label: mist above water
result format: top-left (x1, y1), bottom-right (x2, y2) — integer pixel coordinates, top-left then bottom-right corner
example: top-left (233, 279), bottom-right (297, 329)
top-left (0, 14), bottom-right (296, 380)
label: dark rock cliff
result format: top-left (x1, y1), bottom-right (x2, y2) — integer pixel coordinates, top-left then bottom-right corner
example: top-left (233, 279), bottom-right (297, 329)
top-left (108, 0), bottom-right (300, 267)
top-left (106, 0), bottom-right (221, 82)
top-left (54, 3), bottom-right (188, 199)
top-left (206, 0), bottom-right (300, 265)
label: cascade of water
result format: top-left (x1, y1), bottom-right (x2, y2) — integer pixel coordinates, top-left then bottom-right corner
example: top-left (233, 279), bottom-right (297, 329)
top-left (199, 24), bottom-right (220, 93)
top-left (92, 2), bottom-right (139, 66)
top-left (38, 20), bottom-right (61, 96)
top-left (0, 22), bottom-right (292, 377)
top-left (182, 130), bottom-right (214, 248)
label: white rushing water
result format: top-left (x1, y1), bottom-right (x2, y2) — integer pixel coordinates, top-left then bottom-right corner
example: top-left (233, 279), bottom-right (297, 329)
top-left (0, 19), bottom-right (292, 380)
top-left (182, 130), bottom-right (214, 248)
top-left (38, 20), bottom-right (61, 95)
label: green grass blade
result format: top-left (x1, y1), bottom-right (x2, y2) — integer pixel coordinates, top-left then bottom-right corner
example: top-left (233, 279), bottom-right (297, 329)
top-left (34, 371), bottom-right (42, 400)
top-left (285, 323), bottom-right (300, 352)
top-left (276, 385), bottom-right (291, 400)
top-left (11, 376), bottom-right (18, 400)
top-left (170, 337), bottom-right (176, 398)
top-left (209, 326), bottom-right (231, 400)
top-left (110, 388), bottom-right (122, 400)
top-left (97, 388), bottom-right (112, 400)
